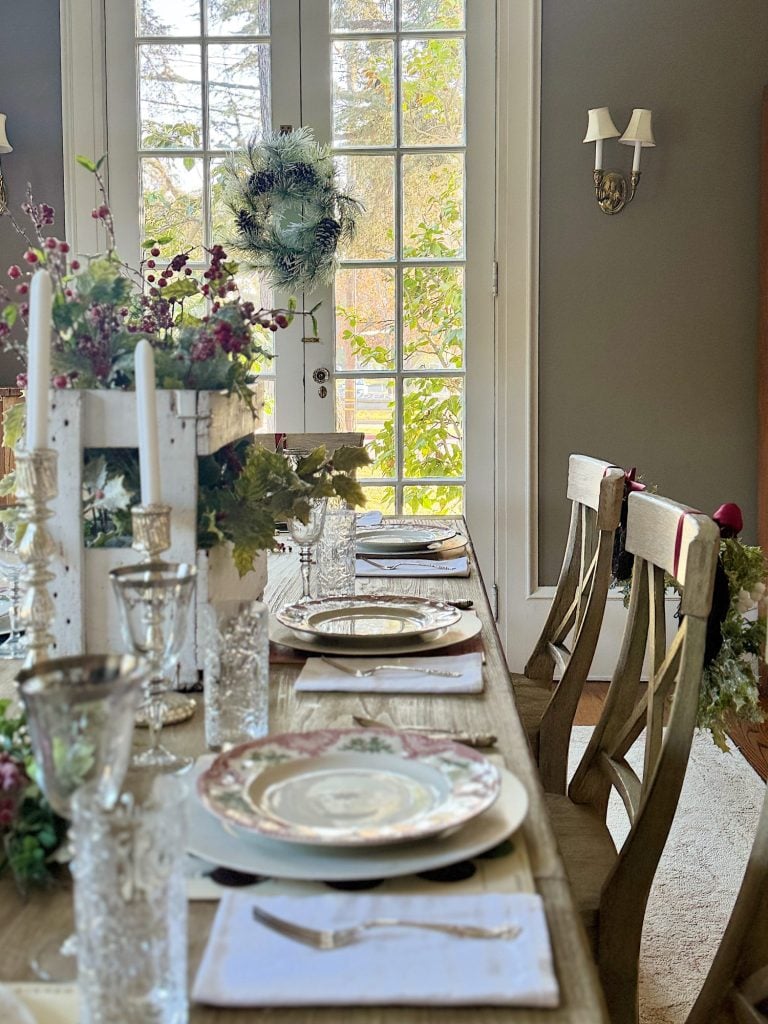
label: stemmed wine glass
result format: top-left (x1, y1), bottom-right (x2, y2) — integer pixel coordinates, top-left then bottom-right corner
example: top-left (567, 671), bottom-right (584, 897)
top-left (109, 561), bottom-right (197, 772)
top-left (16, 653), bottom-right (148, 981)
top-left (0, 520), bottom-right (25, 659)
top-left (288, 497), bottom-right (328, 600)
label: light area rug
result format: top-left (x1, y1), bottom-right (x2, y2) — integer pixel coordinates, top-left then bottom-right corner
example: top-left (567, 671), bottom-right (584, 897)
top-left (568, 726), bottom-right (765, 1024)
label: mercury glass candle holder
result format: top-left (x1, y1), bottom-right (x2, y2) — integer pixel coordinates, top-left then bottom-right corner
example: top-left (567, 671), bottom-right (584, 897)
top-left (14, 448), bottom-right (58, 666)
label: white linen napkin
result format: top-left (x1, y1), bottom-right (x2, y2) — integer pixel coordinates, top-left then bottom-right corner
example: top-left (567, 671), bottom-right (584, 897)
top-left (355, 554), bottom-right (470, 578)
top-left (0, 984), bottom-right (79, 1024)
top-left (356, 510), bottom-right (383, 527)
top-left (294, 652), bottom-right (483, 694)
top-left (193, 892), bottom-right (559, 1008)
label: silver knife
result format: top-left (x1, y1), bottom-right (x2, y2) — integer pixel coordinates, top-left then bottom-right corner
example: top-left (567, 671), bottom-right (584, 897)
top-left (352, 715), bottom-right (497, 748)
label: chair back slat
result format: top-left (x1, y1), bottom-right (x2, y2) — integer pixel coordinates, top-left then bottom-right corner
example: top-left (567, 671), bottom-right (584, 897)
top-left (687, 783), bottom-right (768, 1024)
top-left (525, 455), bottom-right (625, 794)
top-left (566, 492), bottom-right (719, 1024)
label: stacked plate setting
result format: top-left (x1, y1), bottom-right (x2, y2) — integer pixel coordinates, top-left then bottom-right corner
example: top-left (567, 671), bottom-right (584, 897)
top-left (189, 728), bottom-right (530, 882)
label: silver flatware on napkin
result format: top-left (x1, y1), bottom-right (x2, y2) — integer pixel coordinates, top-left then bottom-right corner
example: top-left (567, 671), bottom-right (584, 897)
top-left (352, 715), bottom-right (497, 748)
top-left (251, 904), bottom-right (520, 950)
top-left (320, 656), bottom-right (461, 679)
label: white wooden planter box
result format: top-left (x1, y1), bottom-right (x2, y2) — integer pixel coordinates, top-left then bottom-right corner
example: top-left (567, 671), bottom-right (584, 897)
top-left (45, 388), bottom-right (266, 685)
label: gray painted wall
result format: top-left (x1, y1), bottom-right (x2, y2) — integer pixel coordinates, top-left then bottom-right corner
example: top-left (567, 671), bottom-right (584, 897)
top-left (0, 0), bottom-right (63, 386)
top-left (539, 0), bottom-right (761, 582)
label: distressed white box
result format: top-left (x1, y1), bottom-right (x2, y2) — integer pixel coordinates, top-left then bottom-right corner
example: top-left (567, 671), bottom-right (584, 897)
top-left (46, 389), bottom-right (266, 685)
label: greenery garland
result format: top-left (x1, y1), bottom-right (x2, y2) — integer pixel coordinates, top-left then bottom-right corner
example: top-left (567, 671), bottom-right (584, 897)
top-left (225, 127), bottom-right (363, 292)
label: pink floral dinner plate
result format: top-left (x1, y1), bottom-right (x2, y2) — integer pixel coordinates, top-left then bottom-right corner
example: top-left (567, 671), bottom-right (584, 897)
top-left (197, 728), bottom-right (501, 847)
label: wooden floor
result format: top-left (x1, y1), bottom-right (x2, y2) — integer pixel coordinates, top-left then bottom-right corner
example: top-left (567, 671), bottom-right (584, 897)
top-left (575, 685), bottom-right (768, 783)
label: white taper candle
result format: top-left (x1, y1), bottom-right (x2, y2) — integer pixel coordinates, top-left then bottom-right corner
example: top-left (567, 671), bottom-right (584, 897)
top-left (632, 140), bottom-right (642, 174)
top-left (134, 339), bottom-right (162, 506)
top-left (594, 139), bottom-right (603, 171)
top-left (25, 269), bottom-right (52, 451)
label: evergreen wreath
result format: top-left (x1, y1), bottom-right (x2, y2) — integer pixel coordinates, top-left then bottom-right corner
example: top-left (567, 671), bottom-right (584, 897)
top-left (225, 127), bottom-right (363, 292)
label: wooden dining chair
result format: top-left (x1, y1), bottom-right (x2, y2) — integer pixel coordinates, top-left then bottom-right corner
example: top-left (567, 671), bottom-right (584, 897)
top-left (262, 431), bottom-right (365, 455)
top-left (545, 492), bottom-right (720, 1024)
top-left (511, 455), bottom-right (625, 794)
top-left (686, 781), bottom-right (768, 1024)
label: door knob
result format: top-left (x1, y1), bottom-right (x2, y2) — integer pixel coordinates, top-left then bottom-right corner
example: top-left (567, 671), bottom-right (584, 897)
top-left (312, 367), bottom-right (330, 384)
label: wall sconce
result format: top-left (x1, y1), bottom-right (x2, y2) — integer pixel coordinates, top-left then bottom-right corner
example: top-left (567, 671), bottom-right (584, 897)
top-left (583, 107), bottom-right (655, 215)
top-left (0, 114), bottom-right (12, 213)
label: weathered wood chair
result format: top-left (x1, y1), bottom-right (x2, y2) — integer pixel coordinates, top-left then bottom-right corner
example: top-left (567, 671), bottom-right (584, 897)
top-left (261, 431), bottom-right (365, 456)
top-left (511, 455), bottom-right (625, 793)
top-left (545, 491), bottom-right (720, 1024)
top-left (686, 781), bottom-right (768, 1024)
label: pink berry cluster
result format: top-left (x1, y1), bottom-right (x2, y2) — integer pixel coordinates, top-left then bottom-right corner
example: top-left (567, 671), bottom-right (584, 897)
top-left (0, 751), bottom-right (27, 828)
top-left (0, 182), bottom-right (295, 392)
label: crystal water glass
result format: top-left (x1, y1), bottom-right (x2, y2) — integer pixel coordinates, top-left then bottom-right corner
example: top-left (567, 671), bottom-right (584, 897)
top-left (316, 507), bottom-right (356, 597)
top-left (110, 561), bottom-right (197, 772)
top-left (0, 521), bottom-right (25, 659)
top-left (203, 599), bottom-right (270, 750)
top-left (288, 497), bottom-right (327, 600)
top-left (16, 653), bottom-right (148, 981)
top-left (72, 773), bottom-right (188, 1024)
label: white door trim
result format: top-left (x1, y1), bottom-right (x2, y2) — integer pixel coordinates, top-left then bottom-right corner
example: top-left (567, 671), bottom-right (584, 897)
top-left (60, 0), bottom-right (108, 255)
top-left (495, 0), bottom-right (543, 666)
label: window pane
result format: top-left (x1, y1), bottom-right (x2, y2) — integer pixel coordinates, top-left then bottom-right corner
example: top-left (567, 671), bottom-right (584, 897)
top-left (400, 0), bottom-right (464, 30)
top-left (335, 268), bottom-right (395, 371)
top-left (403, 376), bottom-right (463, 478)
top-left (332, 40), bottom-right (395, 148)
top-left (401, 39), bottom-right (464, 147)
top-left (402, 484), bottom-right (463, 515)
top-left (331, 0), bottom-right (394, 32)
top-left (208, 44), bottom-right (271, 149)
top-left (336, 155), bottom-right (395, 260)
top-left (141, 157), bottom-right (204, 255)
top-left (336, 377), bottom-right (395, 480)
top-left (139, 45), bottom-right (202, 149)
top-left (254, 379), bottom-right (276, 434)
top-left (139, 0), bottom-right (200, 36)
top-left (359, 485), bottom-right (396, 514)
top-left (402, 153), bottom-right (464, 258)
top-left (403, 266), bottom-right (464, 369)
top-left (206, 0), bottom-right (270, 35)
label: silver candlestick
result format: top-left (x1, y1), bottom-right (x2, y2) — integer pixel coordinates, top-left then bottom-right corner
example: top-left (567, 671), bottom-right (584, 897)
top-left (15, 448), bottom-right (58, 667)
top-left (131, 504), bottom-right (172, 562)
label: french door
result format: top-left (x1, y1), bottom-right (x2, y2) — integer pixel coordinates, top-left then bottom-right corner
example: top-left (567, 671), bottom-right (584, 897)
top-left (101, 0), bottom-right (496, 585)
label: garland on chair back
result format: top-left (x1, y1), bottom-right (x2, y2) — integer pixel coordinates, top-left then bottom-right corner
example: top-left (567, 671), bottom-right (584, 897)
top-left (225, 127), bottom-right (363, 292)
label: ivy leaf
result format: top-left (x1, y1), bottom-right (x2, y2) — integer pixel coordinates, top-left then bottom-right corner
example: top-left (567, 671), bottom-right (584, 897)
top-left (3, 402), bottom-right (26, 450)
top-left (295, 447), bottom-right (327, 477)
top-left (332, 474), bottom-right (366, 507)
top-left (331, 445), bottom-right (371, 473)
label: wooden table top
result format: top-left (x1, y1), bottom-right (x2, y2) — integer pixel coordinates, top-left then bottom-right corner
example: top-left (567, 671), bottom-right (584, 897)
top-left (0, 518), bottom-right (608, 1023)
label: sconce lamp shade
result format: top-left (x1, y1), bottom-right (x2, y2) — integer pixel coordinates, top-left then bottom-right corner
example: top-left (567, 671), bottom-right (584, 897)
top-left (619, 108), bottom-right (655, 147)
top-left (0, 114), bottom-right (12, 155)
top-left (583, 107), bottom-right (620, 143)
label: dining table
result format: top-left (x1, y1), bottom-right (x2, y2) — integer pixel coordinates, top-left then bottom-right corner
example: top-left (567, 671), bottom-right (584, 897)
top-left (0, 515), bottom-right (608, 1023)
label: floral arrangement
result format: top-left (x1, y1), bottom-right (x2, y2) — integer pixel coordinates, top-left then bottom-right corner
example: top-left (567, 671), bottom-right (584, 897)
top-left (613, 483), bottom-right (766, 750)
top-left (225, 126), bottom-right (362, 293)
top-left (0, 156), bottom-right (293, 406)
top-left (0, 158), bottom-right (371, 565)
top-left (0, 700), bottom-right (65, 889)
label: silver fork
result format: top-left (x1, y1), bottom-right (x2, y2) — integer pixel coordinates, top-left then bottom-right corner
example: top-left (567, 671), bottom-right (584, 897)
top-left (358, 556), bottom-right (456, 571)
top-left (320, 655), bottom-right (461, 679)
top-left (251, 904), bottom-right (521, 950)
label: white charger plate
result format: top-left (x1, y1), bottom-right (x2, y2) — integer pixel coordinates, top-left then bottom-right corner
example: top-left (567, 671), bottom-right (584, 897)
top-left (187, 759), bottom-right (528, 881)
top-left (198, 728), bottom-right (500, 847)
top-left (269, 609), bottom-right (482, 657)
top-left (356, 523), bottom-right (457, 553)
